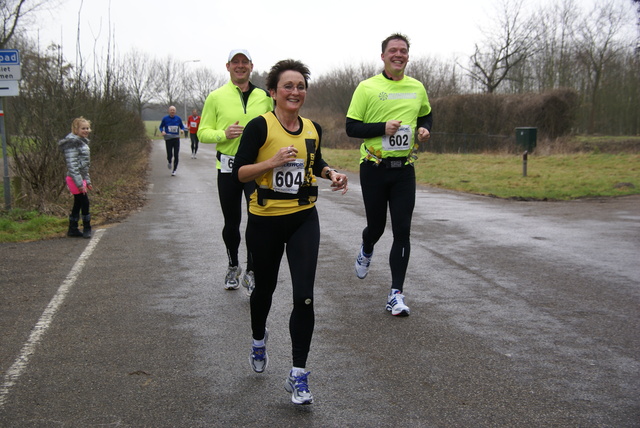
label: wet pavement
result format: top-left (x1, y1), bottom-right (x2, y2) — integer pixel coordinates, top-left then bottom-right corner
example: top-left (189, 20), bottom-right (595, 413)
top-left (1, 141), bottom-right (638, 427)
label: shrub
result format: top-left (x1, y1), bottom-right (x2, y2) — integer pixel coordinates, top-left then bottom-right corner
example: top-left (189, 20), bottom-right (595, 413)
top-left (5, 40), bottom-right (149, 218)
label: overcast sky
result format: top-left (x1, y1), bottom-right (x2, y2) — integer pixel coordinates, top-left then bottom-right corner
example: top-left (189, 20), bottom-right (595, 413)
top-left (29, 0), bottom-right (622, 78)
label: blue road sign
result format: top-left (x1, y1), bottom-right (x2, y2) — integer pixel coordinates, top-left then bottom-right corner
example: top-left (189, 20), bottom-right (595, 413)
top-left (0, 50), bottom-right (20, 65)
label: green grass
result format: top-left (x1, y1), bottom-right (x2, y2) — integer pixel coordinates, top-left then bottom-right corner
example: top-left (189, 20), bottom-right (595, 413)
top-left (574, 135), bottom-right (640, 144)
top-left (145, 121), bottom-right (161, 139)
top-left (0, 209), bottom-right (67, 242)
top-left (322, 150), bottom-right (640, 200)
top-left (2, 149), bottom-right (638, 243)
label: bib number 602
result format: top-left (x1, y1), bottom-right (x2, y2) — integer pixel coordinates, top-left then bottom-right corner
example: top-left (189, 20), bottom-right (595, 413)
top-left (388, 133), bottom-right (410, 147)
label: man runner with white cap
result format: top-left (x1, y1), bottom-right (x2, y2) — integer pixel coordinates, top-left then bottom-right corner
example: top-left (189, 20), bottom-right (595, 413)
top-left (198, 49), bottom-right (274, 294)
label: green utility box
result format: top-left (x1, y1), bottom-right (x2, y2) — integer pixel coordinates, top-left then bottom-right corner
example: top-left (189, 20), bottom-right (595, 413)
top-left (515, 127), bottom-right (537, 152)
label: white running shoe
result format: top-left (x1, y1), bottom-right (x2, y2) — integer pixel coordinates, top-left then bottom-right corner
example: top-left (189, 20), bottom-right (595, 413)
top-left (242, 270), bottom-right (255, 296)
top-left (224, 266), bottom-right (242, 290)
top-left (249, 329), bottom-right (268, 373)
top-left (167, 162), bottom-right (171, 170)
top-left (171, 170), bottom-right (176, 176)
top-left (284, 371), bottom-right (313, 405)
top-left (355, 245), bottom-right (373, 279)
top-left (386, 289), bottom-right (410, 316)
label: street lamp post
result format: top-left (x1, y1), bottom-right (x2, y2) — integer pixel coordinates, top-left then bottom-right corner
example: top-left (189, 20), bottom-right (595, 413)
top-left (182, 59), bottom-right (201, 123)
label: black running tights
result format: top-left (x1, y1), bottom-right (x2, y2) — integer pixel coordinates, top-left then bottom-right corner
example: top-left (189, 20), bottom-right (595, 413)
top-left (165, 138), bottom-right (180, 171)
top-left (360, 161), bottom-right (416, 292)
top-left (217, 171), bottom-right (255, 269)
top-left (190, 133), bottom-right (199, 154)
top-left (247, 207), bottom-right (319, 368)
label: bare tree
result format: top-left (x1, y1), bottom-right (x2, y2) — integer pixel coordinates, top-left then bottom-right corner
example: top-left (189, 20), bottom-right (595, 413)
top-left (528, 0), bottom-right (580, 91)
top-left (463, 0), bottom-right (536, 93)
top-left (407, 55), bottom-right (464, 99)
top-left (188, 66), bottom-right (225, 109)
top-left (155, 56), bottom-right (182, 107)
top-left (306, 63), bottom-right (377, 114)
top-left (633, 0), bottom-right (640, 54)
top-left (250, 70), bottom-right (268, 92)
top-left (122, 49), bottom-right (159, 116)
top-left (0, 0), bottom-right (58, 48)
top-left (575, 1), bottom-right (631, 132)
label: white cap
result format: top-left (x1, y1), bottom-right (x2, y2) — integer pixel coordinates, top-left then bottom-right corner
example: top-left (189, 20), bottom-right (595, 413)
top-left (228, 49), bottom-right (252, 62)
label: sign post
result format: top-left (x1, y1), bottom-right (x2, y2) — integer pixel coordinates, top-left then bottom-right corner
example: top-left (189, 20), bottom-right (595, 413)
top-left (1, 101), bottom-right (10, 210)
top-left (0, 49), bottom-right (20, 210)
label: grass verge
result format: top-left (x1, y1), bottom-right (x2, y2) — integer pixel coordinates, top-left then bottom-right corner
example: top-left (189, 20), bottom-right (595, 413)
top-left (321, 150), bottom-right (640, 200)
top-left (0, 209), bottom-right (67, 243)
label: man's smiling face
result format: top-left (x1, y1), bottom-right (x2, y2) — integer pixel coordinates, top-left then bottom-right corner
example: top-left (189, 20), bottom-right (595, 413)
top-left (381, 38), bottom-right (409, 79)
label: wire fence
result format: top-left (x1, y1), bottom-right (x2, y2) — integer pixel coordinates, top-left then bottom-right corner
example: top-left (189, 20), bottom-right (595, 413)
top-left (423, 132), bottom-right (515, 154)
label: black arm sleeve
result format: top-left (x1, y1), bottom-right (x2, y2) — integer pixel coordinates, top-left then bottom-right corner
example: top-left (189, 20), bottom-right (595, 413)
top-left (417, 111), bottom-right (433, 132)
top-left (345, 117), bottom-right (386, 139)
top-left (231, 116), bottom-right (267, 183)
top-left (312, 121), bottom-right (329, 177)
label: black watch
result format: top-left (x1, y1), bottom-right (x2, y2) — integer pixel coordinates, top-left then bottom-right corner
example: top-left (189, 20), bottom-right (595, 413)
top-left (326, 169), bottom-right (337, 180)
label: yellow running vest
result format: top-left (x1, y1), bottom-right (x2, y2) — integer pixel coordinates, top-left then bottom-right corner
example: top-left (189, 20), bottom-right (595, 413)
top-left (250, 112), bottom-right (320, 217)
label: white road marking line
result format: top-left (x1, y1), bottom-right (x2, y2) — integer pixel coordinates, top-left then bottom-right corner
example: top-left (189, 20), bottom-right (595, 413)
top-left (0, 228), bottom-right (105, 408)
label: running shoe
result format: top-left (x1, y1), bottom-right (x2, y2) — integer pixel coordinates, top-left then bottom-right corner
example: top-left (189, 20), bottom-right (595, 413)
top-left (242, 270), bottom-right (255, 296)
top-left (224, 266), bottom-right (242, 290)
top-left (171, 170), bottom-right (176, 176)
top-left (285, 371), bottom-right (314, 405)
top-left (386, 289), bottom-right (410, 316)
top-left (355, 245), bottom-right (373, 279)
top-left (167, 162), bottom-right (171, 170)
top-left (249, 329), bottom-right (268, 373)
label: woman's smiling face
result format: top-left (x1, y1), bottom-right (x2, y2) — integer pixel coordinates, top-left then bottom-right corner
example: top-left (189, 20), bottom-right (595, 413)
top-left (271, 70), bottom-right (307, 111)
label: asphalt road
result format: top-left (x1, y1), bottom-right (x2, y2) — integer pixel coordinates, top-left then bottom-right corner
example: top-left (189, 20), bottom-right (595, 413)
top-left (1, 140), bottom-right (639, 427)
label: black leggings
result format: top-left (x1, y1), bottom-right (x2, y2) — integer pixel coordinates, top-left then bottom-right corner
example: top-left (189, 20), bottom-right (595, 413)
top-left (217, 171), bottom-right (255, 269)
top-left (360, 161), bottom-right (416, 292)
top-left (247, 207), bottom-right (319, 368)
top-left (190, 133), bottom-right (199, 154)
top-left (71, 193), bottom-right (90, 218)
top-left (165, 138), bottom-right (180, 171)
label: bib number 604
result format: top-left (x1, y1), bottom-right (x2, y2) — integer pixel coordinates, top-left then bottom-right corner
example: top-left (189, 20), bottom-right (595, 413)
top-left (275, 170), bottom-right (303, 189)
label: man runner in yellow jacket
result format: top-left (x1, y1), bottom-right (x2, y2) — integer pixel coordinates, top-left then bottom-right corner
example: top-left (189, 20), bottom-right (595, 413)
top-left (198, 49), bottom-right (274, 293)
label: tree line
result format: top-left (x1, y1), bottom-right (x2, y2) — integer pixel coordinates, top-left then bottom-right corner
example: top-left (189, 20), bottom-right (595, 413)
top-left (133, 0), bottom-right (639, 140)
top-left (10, 0), bottom-right (638, 135)
top-left (302, 0), bottom-right (639, 140)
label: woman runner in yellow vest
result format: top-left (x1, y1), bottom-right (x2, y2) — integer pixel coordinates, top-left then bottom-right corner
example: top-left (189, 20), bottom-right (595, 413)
top-left (233, 59), bottom-right (348, 405)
